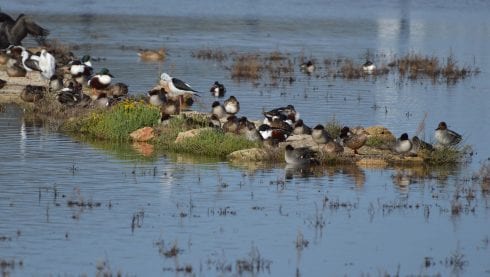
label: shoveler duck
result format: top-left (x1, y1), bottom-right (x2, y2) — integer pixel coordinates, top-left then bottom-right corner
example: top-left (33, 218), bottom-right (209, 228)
top-left (263, 104), bottom-right (299, 123)
top-left (292, 119), bottom-right (311, 135)
top-left (147, 88), bottom-right (166, 106)
top-left (210, 81), bottom-right (226, 97)
top-left (258, 124), bottom-right (289, 145)
top-left (138, 48), bottom-right (166, 61)
top-left (69, 58), bottom-right (93, 84)
top-left (222, 115), bottom-right (239, 134)
top-left (300, 60), bottom-right (315, 75)
top-left (340, 126), bottom-right (368, 154)
top-left (20, 85), bottom-right (45, 102)
top-left (393, 133), bottom-right (412, 154)
top-left (6, 58), bottom-right (26, 77)
top-left (362, 60), bottom-right (376, 73)
top-left (0, 79), bottom-right (6, 90)
top-left (88, 68), bottom-right (113, 97)
top-left (284, 145), bottom-right (318, 166)
top-left (211, 101), bottom-right (227, 119)
top-left (269, 114), bottom-right (293, 133)
top-left (434, 121), bottom-right (462, 146)
top-left (224, 95), bottom-right (240, 115)
top-left (56, 82), bottom-right (81, 106)
top-left (0, 13), bottom-right (49, 49)
top-left (311, 124), bottom-right (332, 144)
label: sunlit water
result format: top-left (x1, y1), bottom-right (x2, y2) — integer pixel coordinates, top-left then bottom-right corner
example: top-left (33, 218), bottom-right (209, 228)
top-left (1, 0), bottom-right (490, 276)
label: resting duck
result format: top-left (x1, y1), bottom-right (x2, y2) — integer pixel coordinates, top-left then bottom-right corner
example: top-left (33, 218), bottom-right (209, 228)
top-left (258, 124), bottom-right (289, 145)
top-left (222, 115), bottom-right (239, 134)
top-left (393, 133), bottom-right (412, 154)
top-left (411, 136), bottom-right (434, 153)
top-left (362, 60), bottom-right (376, 73)
top-left (20, 85), bottom-right (45, 102)
top-left (147, 88), bottom-right (167, 106)
top-left (434, 121), bottom-right (462, 146)
top-left (88, 68), bottom-right (113, 97)
top-left (300, 60), bottom-right (315, 75)
top-left (211, 101), bottom-right (227, 119)
top-left (224, 95), bottom-right (240, 115)
top-left (160, 99), bottom-right (180, 116)
top-left (210, 81), bottom-right (226, 97)
top-left (137, 48), bottom-right (166, 61)
top-left (340, 126), bottom-right (368, 154)
top-left (292, 119), bottom-right (311, 135)
top-left (108, 82), bottom-right (128, 98)
top-left (263, 104), bottom-right (299, 123)
top-left (284, 145), bottom-right (318, 166)
top-left (311, 124), bottom-right (332, 144)
top-left (69, 58), bottom-right (93, 84)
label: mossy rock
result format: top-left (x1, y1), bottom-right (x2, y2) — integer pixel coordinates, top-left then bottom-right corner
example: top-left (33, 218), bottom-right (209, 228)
top-left (228, 148), bottom-right (271, 163)
top-left (365, 125), bottom-right (396, 144)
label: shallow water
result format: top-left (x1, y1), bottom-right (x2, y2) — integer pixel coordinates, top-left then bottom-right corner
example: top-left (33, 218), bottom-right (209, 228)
top-left (1, 0), bottom-right (490, 276)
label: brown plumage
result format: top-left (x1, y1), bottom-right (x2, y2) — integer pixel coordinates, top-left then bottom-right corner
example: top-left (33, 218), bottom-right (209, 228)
top-left (340, 126), bottom-right (368, 154)
top-left (20, 85), bottom-right (45, 102)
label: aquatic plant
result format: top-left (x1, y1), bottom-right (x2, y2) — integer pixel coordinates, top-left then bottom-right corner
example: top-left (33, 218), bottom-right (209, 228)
top-left (171, 129), bottom-right (260, 157)
top-left (231, 54), bottom-right (263, 80)
top-left (192, 48), bottom-right (229, 62)
top-left (64, 99), bottom-right (161, 141)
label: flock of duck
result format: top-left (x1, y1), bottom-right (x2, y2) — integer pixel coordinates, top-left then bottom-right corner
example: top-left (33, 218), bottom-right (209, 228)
top-left (0, 12), bottom-right (463, 166)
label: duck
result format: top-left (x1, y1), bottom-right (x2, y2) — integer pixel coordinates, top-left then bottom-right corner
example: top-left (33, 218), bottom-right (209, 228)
top-left (108, 82), bottom-right (128, 98)
top-left (88, 68), bottom-right (113, 97)
top-left (0, 13), bottom-right (50, 49)
top-left (211, 101), bottom-right (227, 119)
top-left (411, 136), bottom-right (434, 153)
top-left (49, 75), bottom-right (63, 92)
top-left (269, 115), bottom-right (293, 133)
top-left (322, 140), bottom-right (344, 154)
top-left (21, 49), bottom-right (42, 73)
top-left (362, 60), bottom-right (376, 73)
top-left (0, 79), bottom-right (6, 90)
top-left (292, 119), bottom-right (311, 135)
top-left (434, 121), bottom-right (462, 146)
top-left (209, 114), bottom-right (222, 129)
top-left (6, 58), bottom-right (27, 77)
top-left (240, 121), bottom-right (261, 142)
top-left (222, 115), bottom-right (239, 134)
top-left (311, 124), bottom-right (332, 144)
top-left (56, 82), bottom-right (81, 106)
top-left (224, 95), bottom-right (240, 115)
top-left (137, 48), bottom-right (166, 61)
top-left (340, 126), bottom-right (368, 154)
top-left (210, 81), bottom-right (226, 97)
top-left (161, 99), bottom-right (180, 116)
top-left (300, 60), bottom-right (315, 75)
top-left (284, 145), bottom-right (318, 166)
top-left (258, 124), bottom-right (289, 145)
top-left (20, 85), bottom-right (45, 102)
top-left (69, 59), bottom-right (93, 84)
top-left (393, 133), bottom-right (412, 154)
top-left (263, 104), bottom-right (299, 123)
top-left (93, 92), bottom-right (111, 108)
top-left (147, 88), bottom-right (167, 106)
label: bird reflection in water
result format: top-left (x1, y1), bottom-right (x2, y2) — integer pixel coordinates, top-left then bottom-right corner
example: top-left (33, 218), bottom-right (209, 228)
top-left (285, 163), bottom-right (366, 187)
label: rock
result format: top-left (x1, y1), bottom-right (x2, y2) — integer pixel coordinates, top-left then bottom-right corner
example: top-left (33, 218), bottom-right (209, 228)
top-left (228, 148), bottom-right (271, 163)
top-left (280, 134), bottom-right (318, 150)
top-left (357, 158), bottom-right (389, 168)
top-left (130, 127), bottom-right (155, 142)
top-left (174, 127), bottom-right (214, 143)
top-left (365, 125), bottom-right (396, 142)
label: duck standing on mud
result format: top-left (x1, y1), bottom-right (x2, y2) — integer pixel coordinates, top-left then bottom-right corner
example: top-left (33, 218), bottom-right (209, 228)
top-left (0, 12), bottom-right (49, 48)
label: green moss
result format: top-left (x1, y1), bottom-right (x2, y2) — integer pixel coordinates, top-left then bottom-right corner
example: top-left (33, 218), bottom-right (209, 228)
top-left (425, 146), bottom-right (464, 165)
top-left (62, 99), bottom-right (161, 141)
top-left (171, 129), bottom-right (260, 157)
top-left (365, 136), bottom-right (386, 148)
